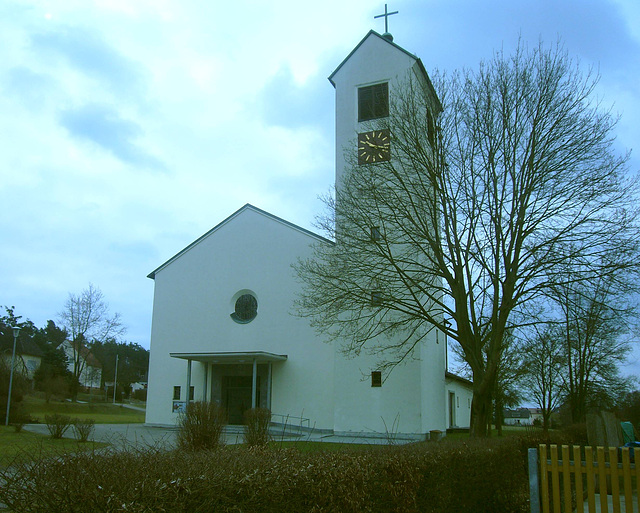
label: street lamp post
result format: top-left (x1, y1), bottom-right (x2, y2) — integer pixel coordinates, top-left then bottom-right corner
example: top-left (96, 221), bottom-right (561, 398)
top-left (113, 354), bottom-right (119, 404)
top-left (4, 326), bottom-right (21, 426)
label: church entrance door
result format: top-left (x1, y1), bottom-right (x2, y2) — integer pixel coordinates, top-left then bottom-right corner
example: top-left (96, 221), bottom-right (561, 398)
top-left (222, 375), bottom-right (260, 424)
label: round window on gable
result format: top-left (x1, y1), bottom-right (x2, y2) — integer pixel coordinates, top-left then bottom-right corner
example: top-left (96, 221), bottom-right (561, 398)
top-left (231, 293), bottom-right (258, 324)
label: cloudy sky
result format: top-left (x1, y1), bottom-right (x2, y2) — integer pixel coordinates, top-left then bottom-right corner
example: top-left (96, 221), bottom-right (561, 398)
top-left (1, 0), bottom-right (639, 375)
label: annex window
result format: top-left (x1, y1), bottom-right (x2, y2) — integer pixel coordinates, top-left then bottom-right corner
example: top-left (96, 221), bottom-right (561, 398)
top-left (358, 82), bottom-right (389, 122)
top-left (370, 226), bottom-right (382, 241)
top-left (371, 371), bottom-right (382, 387)
top-left (173, 386), bottom-right (181, 401)
top-left (371, 290), bottom-right (383, 306)
top-left (189, 386), bottom-right (195, 401)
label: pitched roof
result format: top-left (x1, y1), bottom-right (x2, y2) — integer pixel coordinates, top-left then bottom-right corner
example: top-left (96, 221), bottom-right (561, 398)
top-left (147, 203), bottom-right (332, 279)
top-left (445, 371), bottom-right (473, 387)
top-left (328, 30), bottom-right (442, 113)
top-left (0, 337), bottom-right (43, 357)
top-left (504, 408), bottom-right (531, 419)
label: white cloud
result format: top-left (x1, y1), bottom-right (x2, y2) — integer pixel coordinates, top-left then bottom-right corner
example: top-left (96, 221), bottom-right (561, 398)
top-left (0, 0), bottom-right (638, 392)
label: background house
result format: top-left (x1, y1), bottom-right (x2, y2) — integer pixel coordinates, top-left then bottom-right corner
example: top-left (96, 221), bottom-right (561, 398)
top-left (60, 340), bottom-right (103, 390)
top-left (0, 336), bottom-right (43, 381)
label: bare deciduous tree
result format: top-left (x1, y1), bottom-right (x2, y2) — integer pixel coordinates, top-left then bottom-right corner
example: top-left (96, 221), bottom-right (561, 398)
top-left (521, 325), bottom-right (566, 433)
top-left (296, 41), bottom-right (639, 437)
top-left (550, 273), bottom-right (635, 423)
top-left (58, 284), bottom-right (125, 398)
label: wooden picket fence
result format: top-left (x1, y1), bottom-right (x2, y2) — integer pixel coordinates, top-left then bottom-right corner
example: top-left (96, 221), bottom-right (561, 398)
top-left (535, 444), bottom-right (638, 513)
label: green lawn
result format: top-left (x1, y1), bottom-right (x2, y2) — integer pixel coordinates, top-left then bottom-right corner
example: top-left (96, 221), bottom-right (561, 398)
top-left (1, 395), bottom-right (143, 468)
top-left (0, 425), bottom-right (108, 468)
top-left (21, 395), bottom-right (145, 424)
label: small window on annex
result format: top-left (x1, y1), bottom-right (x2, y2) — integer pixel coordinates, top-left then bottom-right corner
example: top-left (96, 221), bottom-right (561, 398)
top-left (370, 226), bottom-right (382, 242)
top-left (189, 386), bottom-right (195, 401)
top-left (358, 82), bottom-right (389, 122)
top-left (173, 386), bottom-right (181, 401)
top-left (371, 371), bottom-right (382, 387)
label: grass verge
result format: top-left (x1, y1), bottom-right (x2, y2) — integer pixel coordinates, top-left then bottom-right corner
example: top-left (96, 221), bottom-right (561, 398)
top-left (21, 395), bottom-right (145, 424)
top-left (0, 425), bottom-right (108, 468)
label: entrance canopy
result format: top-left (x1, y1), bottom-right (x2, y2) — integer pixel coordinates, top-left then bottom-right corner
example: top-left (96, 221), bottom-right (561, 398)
top-left (169, 351), bottom-right (288, 364)
top-left (170, 351), bottom-right (287, 415)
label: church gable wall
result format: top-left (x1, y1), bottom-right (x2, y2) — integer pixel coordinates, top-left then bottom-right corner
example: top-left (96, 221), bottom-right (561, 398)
top-left (146, 207), bottom-right (335, 428)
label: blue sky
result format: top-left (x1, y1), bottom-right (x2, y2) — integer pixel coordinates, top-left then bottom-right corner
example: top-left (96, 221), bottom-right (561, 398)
top-left (1, 0), bottom-right (639, 377)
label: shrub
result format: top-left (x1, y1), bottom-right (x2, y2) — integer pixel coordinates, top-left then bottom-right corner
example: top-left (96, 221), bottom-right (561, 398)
top-left (44, 413), bottom-right (72, 439)
top-left (560, 423), bottom-right (588, 445)
top-left (11, 411), bottom-right (31, 433)
top-left (72, 418), bottom-right (95, 442)
top-left (243, 408), bottom-right (271, 447)
top-left (0, 436), bottom-right (537, 513)
top-left (415, 437), bottom-right (530, 513)
top-left (6, 404), bottom-right (31, 432)
top-left (177, 401), bottom-right (227, 451)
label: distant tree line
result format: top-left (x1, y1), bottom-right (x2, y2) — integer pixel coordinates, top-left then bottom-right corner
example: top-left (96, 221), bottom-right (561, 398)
top-left (1, 292), bottom-right (149, 414)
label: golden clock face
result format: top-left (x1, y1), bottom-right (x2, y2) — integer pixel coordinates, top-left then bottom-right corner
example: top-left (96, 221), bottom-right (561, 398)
top-left (358, 129), bottom-right (390, 165)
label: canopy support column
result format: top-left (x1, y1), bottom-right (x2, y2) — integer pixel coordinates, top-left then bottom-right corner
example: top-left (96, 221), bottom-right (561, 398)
top-left (202, 363), bottom-right (208, 402)
top-left (186, 359), bottom-right (192, 405)
top-left (251, 358), bottom-right (257, 408)
top-left (267, 362), bottom-right (272, 410)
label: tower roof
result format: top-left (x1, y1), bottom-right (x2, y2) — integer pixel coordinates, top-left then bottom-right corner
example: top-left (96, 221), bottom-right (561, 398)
top-left (328, 30), bottom-right (442, 113)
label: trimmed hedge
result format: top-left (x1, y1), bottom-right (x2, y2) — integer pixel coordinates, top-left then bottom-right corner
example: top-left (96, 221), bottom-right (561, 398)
top-left (0, 436), bottom-right (545, 513)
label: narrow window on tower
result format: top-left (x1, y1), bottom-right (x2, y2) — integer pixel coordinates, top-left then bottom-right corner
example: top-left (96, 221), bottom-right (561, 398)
top-left (426, 109), bottom-right (436, 148)
top-left (371, 290), bottom-right (383, 306)
top-left (371, 371), bottom-right (382, 387)
top-left (370, 225), bottom-right (382, 241)
top-left (358, 82), bottom-right (389, 122)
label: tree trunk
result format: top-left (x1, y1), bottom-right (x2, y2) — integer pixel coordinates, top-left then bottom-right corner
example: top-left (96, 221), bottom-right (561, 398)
top-left (470, 390), bottom-right (493, 437)
top-left (495, 398), bottom-right (504, 436)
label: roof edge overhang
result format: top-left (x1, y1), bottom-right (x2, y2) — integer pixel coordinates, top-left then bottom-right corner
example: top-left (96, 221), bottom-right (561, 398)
top-left (328, 30), bottom-right (442, 113)
top-left (445, 371), bottom-right (473, 387)
top-left (329, 30), bottom-right (420, 86)
top-left (147, 203), bottom-right (332, 279)
top-left (170, 351), bottom-right (288, 364)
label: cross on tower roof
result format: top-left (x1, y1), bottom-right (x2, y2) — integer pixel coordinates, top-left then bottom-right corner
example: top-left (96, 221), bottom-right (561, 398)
top-left (374, 4), bottom-right (398, 35)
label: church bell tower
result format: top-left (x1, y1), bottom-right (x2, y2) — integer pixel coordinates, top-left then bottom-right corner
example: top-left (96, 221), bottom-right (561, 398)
top-left (327, 28), bottom-right (447, 435)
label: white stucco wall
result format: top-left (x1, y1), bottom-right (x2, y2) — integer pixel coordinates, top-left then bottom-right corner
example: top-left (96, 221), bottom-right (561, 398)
top-left (146, 32), bottom-right (455, 436)
top-left (445, 375), bottom-right (473, 429)
top-left (146, 206), bottom-right (335, 428)
top-left (329, 32), bottom-right (448, 436)
top-left (331, 32), bottom-right (434, 191)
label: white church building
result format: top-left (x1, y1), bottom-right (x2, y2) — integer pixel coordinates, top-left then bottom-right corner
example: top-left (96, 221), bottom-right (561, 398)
top-left (145, 30), bottom-right (472, 437)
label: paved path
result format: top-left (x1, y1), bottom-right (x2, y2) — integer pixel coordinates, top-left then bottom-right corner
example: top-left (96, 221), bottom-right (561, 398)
top-left (583, 494), bottom-right (638, 512)
top-left (23, 423), bottom-right (179, 449)
top-left (22, 423), bottom-right (417, 448)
